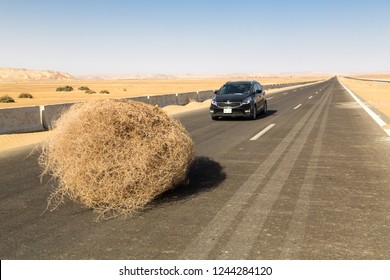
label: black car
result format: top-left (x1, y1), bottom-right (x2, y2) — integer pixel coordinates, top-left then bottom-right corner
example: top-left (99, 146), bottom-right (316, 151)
top-left (210, 80), bottom-right (267, 120)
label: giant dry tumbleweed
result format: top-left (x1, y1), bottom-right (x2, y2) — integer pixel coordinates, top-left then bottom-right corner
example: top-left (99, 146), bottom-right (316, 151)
top-left (39, 99), bottom-right (195, 220)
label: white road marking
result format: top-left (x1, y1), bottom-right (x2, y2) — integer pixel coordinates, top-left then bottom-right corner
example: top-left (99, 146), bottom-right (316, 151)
top-left (250, 124), bottom-right (275, 141)
top-left (308, 96), bottom-right (313, 99)
top-left (293, 104), bottom-right (302, 110)
top-left (267, 96), bottom-right (274, 100)
top-left (339, 79), bottom-right (390, 137)
top-left (283, 92), bottom-right (289, 95)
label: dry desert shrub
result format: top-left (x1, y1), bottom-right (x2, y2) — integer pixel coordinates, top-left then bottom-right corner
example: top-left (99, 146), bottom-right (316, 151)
top-left (18, 93), bottom-right (33, 98)
top-left (0, 94), bottom-right (15, 103)
top-left (56, 86), bottom-right (73, 92)
top-left (39, 99), bottom-right (195, 220)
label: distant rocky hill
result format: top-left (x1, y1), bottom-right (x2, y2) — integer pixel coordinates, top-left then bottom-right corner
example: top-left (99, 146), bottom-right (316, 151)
top-left (77, 73), bottom-right (178, 80)
top-left (0, 68), bottom-right (335, 81)
top-left (78, 72), bottom-right (332, 80)
top-left (0, 68), bottom-right (75, 81)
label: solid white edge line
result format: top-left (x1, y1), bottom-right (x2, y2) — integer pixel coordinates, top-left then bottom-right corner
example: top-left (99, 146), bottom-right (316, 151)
top-left (250, 123), bottom-right (275, 141)
top-left (339, 79), bottom-right (390, 137)
top-left (293, 104), bottom-right (302, 110)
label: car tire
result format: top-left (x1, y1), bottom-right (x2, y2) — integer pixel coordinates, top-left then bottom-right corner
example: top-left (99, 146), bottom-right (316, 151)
top-left (252, 105), bottom-right (257, 120)
top-left (262, 101), bottom-right (268, 114)
top-left (211, 116), bottom-right (218, 120)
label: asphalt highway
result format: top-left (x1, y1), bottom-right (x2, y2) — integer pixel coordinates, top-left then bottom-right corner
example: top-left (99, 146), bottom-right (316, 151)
top-left (1, 77), bottom-right (389, 259)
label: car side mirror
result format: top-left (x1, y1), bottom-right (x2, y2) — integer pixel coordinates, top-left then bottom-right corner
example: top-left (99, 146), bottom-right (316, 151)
top-left (213, 90), bottom-right (219, 94)
top-left (256, 89), bottom-right (262, 94)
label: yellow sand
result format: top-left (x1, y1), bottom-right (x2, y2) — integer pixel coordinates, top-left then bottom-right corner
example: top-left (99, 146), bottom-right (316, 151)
top-left (351, 74), bottom-right (390, 80)
top-left (0, 131), bottom-right (51, 152)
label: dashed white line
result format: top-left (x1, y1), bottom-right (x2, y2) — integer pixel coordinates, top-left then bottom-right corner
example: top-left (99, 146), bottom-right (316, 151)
top-left (250, 124), bottom-right (276, 141)
top-left (267, 96), bottom-right (274, 100)
top-left (283, 92), bottom-right (289, 95)
top-left (308, 96), bottom-right (313, 99)
top-left (293, 104), bottom-right (302, 110)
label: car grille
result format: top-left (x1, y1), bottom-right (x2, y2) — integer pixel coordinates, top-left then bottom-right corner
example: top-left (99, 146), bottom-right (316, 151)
top-left (216, 101), bottom-right (241, 108)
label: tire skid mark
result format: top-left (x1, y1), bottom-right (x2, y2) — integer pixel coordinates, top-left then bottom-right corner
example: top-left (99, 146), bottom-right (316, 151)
top-left (279, 84), bottom-right (333, 259)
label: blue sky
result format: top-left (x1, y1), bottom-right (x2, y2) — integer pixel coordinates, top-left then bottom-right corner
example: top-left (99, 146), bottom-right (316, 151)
top-left (0, 0), bottom-right (389, 75)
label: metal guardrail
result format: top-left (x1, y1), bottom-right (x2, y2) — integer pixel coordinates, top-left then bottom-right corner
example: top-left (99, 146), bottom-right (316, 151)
top-left (143, 80), bottom-right (320, 107)
top-left (343, 76), bottom-right (390, 83)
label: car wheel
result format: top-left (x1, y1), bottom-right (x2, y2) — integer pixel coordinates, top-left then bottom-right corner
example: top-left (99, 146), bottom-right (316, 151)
top-left (211, 116), bottom-right (218, 120)
top-left (262, 101), bottom-right (268, 114)
top-left (252, 105), bottom-right (257, 120)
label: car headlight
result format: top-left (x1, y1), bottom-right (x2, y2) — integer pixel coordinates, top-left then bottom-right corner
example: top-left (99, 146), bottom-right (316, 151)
top-left (211, 98), bottom-right (217, 106)
top-left (242, 97), bottom-right (251, 105)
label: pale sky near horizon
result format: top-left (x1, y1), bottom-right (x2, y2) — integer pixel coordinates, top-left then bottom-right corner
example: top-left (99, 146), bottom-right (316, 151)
top-left (1, 0), bottom-right (389, 75)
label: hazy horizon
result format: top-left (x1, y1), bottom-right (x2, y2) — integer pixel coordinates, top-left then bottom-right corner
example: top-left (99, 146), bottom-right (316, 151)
top-left (5, 67), bottom-right (390, 79)
top-left (1, 0), bottom-right (389, 75)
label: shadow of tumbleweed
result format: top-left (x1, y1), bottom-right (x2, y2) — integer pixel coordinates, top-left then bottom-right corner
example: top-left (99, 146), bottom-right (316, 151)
top-left (152, 156), bottom-right (226, 205)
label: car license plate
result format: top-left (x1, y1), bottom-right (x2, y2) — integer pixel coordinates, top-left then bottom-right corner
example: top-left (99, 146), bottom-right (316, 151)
top-left (223, 108), bottom-right (232, 114)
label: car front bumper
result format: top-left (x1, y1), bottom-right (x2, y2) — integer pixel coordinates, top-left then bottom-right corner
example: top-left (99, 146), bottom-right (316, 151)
top-left (210, 104), bottom-right (252, 118)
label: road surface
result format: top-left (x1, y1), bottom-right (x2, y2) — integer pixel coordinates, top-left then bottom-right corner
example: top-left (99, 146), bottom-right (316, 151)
top-left (1, 77), bottom-right (389, 259)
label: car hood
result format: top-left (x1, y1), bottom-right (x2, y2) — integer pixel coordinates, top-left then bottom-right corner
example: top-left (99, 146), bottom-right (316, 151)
top-left (214, 93), bottom-right (250, 102)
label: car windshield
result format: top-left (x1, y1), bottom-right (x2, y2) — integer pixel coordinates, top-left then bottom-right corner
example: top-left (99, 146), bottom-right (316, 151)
top-left (219, 84), bottom-right (251, 95)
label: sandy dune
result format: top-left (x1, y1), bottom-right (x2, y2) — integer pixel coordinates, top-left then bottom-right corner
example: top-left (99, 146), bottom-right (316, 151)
top-left (0, 68), bottom-right (74, 82)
